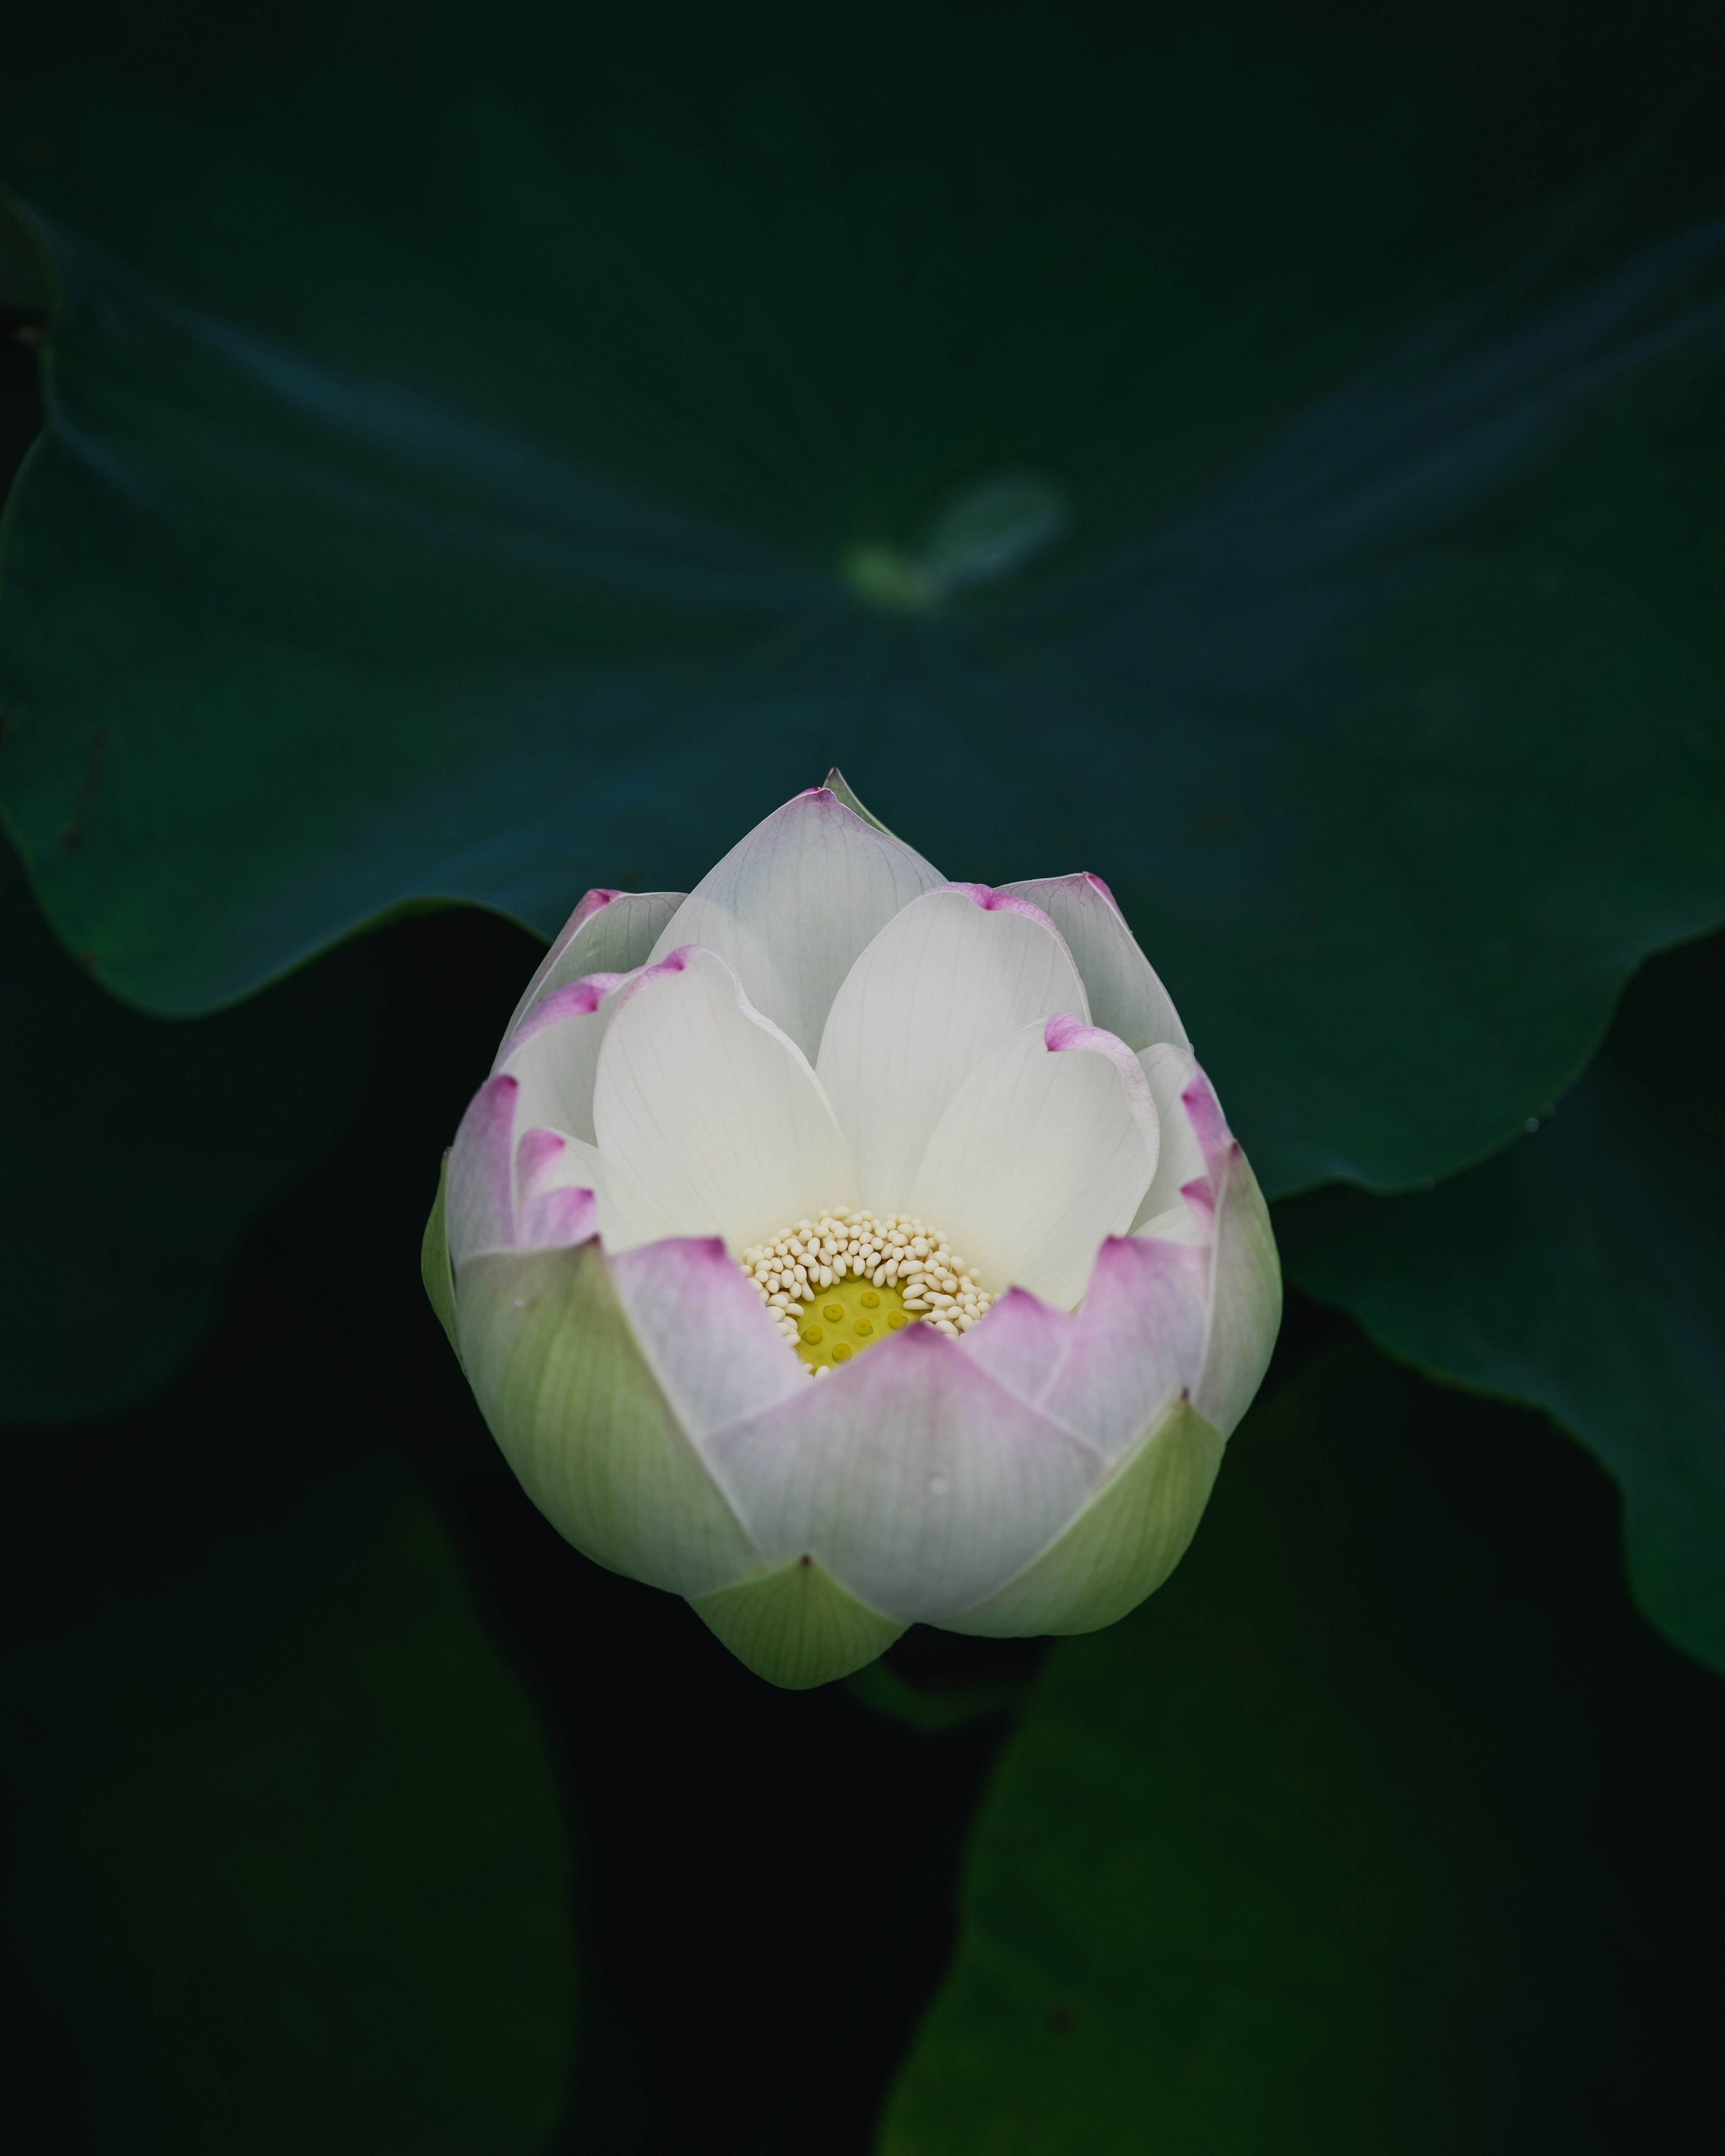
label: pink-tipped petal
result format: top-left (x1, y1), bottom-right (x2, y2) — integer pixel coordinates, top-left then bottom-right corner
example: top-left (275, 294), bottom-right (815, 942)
top-left (1129, 1043), bottom-right (1212, 1245)
top-left (447, 1074), bottom-right (518, 1267)
top-left (701, 1324), bottom-right (1106, 1622)
top-left (1181, 1068), bottom-right (1235, 1175)
top-left (495, 969), bottom-right (643, 1148)
top-left (515, 1126), bottom-right (569, 1202)
top-left (816, 885), bottom-right (1092, 1214)
top-left (1193, 1138), bottom-right (1282, 1442)
top-left (610, 1237), bottom-right (810, 1437)
top-left (1003, 873), bottom-right (1190, 1051)
top-left (1043, 1012), bottom-right (1162, 1151)
top-left (550, 1133), bottom-right (681, 1251)
top-left (1039, 1234), bottom-right (1210, 1459)
top-left (647, 789), bottom-right (946, 1060)
top-left (518, 1184), bottom-right (598, 1250)
top-left (957, 1286), bottom-right (1074, 1406)
top-left (496, 969), bottom-right (636, 1061)
top-left (503, 888), bottom-right (685, 1041)
top-left (941, 883), bottom-right (1085, 939)
top-left (593, 945), bottom-right (858, 1251)
top-left (908, 1017), bottom-right (1157, 1309)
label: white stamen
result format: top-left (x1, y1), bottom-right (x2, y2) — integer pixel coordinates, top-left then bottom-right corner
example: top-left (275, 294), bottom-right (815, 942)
top-left (736, 1206), bottom-right (996, 1360)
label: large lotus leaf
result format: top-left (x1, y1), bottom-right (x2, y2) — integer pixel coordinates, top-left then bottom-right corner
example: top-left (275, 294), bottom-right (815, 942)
top-left (878, 1345), bottom-right (1725, 2153)
top-left (1277, 928), bottom-right (1725, 1671)
top-left (2, 4), bottom-right (1724, 1193)
top-left (1, 1318), bottom-right (575, 2153)
top-left (0, 301), bottom-right (380, 1420)
top-left (0, 826), bottom-right (378, 1418)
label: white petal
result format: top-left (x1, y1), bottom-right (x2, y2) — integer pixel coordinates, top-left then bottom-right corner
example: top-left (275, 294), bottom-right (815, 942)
top-left (593, 946), bottom-right (858, 1250)
top-left (957, 1286), bottom-right (1074, 1407)
top-left (817, 886), bottom-right (1091, 1213)
top-left (1128, 1043), bottom-right (1212, 1245)
top-left (548, 1134), bottom-right (681, 1252)
top-left (909, 1016), bottom-right (1159, 1309)
top-left (609, 1237), bottom-right (809, 1437)
top-left (1038, 1235), bottom-right (1210, 1460)
top-left (647, 788), bottom-right (946, 1060)
top-left (700, 1324), bottom-right (1105, 1621)
top-left (512, 1129), bottom-right (599, 1250)
top-left (1003, 873), bottom-right (1190, 1050)
top-left (495, 970), bottom-right (638, 1144)
top-left (503, 888), bottom-right (684, 1042)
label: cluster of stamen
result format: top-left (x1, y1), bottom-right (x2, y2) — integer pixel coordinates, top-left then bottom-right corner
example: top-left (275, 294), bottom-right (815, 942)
top-left (739, 1209), bottom-right (995, 1377)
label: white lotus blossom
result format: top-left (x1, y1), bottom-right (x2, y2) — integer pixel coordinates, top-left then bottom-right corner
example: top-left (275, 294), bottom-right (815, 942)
top-left (424, 779), bottom-right (1280, 1687)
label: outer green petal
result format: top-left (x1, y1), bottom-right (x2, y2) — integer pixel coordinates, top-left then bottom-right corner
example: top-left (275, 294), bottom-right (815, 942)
top-left (938, 1401), bottom-right (1223, 1639)
top-left (420, 1152), bottom-right (460, 1363)
top-left (690, 1556), bottom-right (907, 1690)
top-left (457, 1240), bottom-right (761, 1597)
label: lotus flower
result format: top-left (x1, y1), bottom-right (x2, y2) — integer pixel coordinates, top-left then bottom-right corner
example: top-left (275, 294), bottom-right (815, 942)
top-left (423, 778), bottom-right (1280, 1688)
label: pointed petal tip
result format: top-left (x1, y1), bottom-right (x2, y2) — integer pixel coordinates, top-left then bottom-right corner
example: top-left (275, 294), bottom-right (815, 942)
top-left (606, 945), bottom-right (694, 1017)
top-left (571, 885), bottom-right (623, 921)
top-left (1181, 1071), bottom-right (1233, 1164)
top-left (690, 1554), bottom-right (905, 1688)
top-left (1001, 873), bottom-right (1190, 1053)
top-left (703, 1321), bottom-right (1104, 1621)
top-left (942, 880), bottom-right (1055, 924)
top-left (497, 968), bottom-right (635, 1060)
top-left (518, 1183), bottom-right (598, 1250)
top-left (515, 1125), bottom-right (566, 1194)
top-left (502, 886), bottom-right (687, 1047)
top-left (609, 1233), bottom-right (807, 1434)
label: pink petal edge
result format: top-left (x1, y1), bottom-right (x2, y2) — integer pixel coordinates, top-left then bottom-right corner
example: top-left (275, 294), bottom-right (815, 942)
top-left (957, 1284), bottom-right (1074, 1406)
top-left (1039, 1232), bottom-right (1209, 1457)
top-left (447, 1073), bottom-right (519, 1264)
top-left (515, 1126), bottom-right (568, 1202)
top-left (498, 968), bottom-right (638, 1058)
top-left (1180, 1070), bottom-right (1234, 1172)
top-left (604, 945), bottom-right (695, 1019)
top-left (518, 1185), bottom-right (598, 1250)
top-left (943, 880), bottom-right (1067, 929)
top-left (701, 1320), bottom-right (1106, 1622)
top-left (610, 1234), bottom-right (809, 1435)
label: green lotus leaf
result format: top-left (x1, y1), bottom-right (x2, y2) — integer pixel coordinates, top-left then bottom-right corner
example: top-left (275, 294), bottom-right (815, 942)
top-left (880, 1343), bottom-right (1724, 2152)
top-left (1278, 930), bottom-right (1725, 1670)
top-left (0, 830), bottom-right (377, 1419)
top-left (3, 4), bottom-right (1723, 1194)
